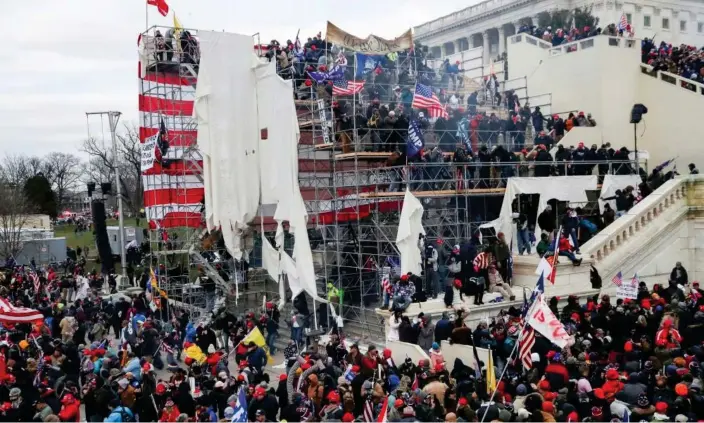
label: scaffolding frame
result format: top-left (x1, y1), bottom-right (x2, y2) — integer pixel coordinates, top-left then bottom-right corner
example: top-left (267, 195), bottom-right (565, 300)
top-left (138, 26), bottom-right (272, 322)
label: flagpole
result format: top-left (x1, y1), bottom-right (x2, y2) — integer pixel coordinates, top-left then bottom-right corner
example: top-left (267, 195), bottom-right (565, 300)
top-left (480, 340), bottom-right (519, 423)
top-left (145, 0), bottom-right (149, 31)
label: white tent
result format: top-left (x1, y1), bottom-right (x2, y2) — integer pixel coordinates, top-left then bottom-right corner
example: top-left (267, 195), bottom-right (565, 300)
top-left (598, 174), bottom-right (642, 213)
top-left (396, 189), bottom-right (426, 276)
top-left (480, 176), bottom-right (598, 251)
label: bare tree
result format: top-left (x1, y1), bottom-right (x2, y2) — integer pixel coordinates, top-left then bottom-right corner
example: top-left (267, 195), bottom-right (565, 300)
top-left (0, 184), bottom-right (32, 262)
top-left (42, 152), bottom-right (82, 210)
top-left (0, 154), bottom-right (40, 187)
top-left (81, 122), bottom-right (143, 214)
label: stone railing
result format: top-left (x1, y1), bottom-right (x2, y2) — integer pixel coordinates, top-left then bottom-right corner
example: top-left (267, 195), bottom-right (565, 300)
top-left (581, 177), bottom-right (688, 264)
top-left (508, 33), bottom-right (552, 49)
top-left (548, 35), bottom-right (638, 56)
top-left (640, 64), bottom-right (704, 97)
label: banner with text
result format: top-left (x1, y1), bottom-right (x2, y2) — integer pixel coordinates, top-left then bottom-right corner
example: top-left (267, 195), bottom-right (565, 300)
top-left (141, 134), bottom-right (158, 172)
top-left (326, 21), bottom-right (413, 54)
top-left (526, 294), bottom-right (574, 348)
top-left (316, 99), bottom-right (331, 144)
top-left (617, 275), bottom-right (639, 300)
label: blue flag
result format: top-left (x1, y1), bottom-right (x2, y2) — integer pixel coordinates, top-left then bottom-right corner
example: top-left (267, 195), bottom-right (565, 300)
top-left (407, 120), bottom-right (425, 157)
top-left (354, 52), bottom-right (386, 78)
top-left (456, 117), bottom-right (471, 153)
top-left (307, 65), bottom-right (344, 84)
top-left (231, 387), bottom-right (248, 422)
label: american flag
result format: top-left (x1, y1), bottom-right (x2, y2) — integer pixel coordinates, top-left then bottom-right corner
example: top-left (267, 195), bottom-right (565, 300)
top-left (518, 273), bottom-right (544, 370)
top-left (362, 393), bottom-right (375, 422)
top-left (332, 78), bottom-right (365, 96)
top-left (617, 13), bottom-right (628, 32)
top-left (33, 356), bottom-right (45, 387)
top-left (412, 83), bottom-right (448, 119)
top-left (612, 271), bottom-right (623, 287)
top-left (29, 271), bottom-right (40, 294)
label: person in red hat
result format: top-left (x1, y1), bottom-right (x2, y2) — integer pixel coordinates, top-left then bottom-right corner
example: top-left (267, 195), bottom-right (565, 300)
top-left (248, 385), bottom-right (279, 422)
top-left (58, 393), bottom-right (80, 422)
top-left (602, 368), bottom-right (624, 400)
top-left (159, 398), bottom-right (180, 422)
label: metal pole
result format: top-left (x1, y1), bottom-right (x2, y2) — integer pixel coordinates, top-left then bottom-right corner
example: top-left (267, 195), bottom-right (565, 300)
top-left (633, 123), bottom-right (638, 174)
top-left (107, 112), bottom-right (128, 280)
top-left (480, 341), bottom-right (519, 422)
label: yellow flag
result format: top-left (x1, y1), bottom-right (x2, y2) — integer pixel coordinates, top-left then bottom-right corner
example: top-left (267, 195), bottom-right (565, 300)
top-left (242, 327), bottom-right (273, 364)
top-left (486, 350), bottom-right (497, 394)
top-left (173, 13), bottom-right (183, 38)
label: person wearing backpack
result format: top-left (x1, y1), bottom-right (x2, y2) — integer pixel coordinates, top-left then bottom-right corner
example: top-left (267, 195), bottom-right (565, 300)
top-left (105, 398), bottom-right (135, 422)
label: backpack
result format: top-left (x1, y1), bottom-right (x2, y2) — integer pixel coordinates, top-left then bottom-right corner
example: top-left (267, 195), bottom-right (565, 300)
top-left (119, 407), bottom-right (135, 422)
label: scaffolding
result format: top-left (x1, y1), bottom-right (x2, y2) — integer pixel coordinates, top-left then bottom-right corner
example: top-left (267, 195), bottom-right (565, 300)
top-left (292, 45), bottom-right (643, 342)
top-left (137, 26), bottom-right (271, 322)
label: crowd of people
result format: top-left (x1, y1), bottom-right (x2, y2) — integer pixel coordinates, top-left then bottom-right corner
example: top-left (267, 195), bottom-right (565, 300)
top-left (7, 253), bottom-right (704, 423)
top-left (641, 38), bottom-right (704, 85)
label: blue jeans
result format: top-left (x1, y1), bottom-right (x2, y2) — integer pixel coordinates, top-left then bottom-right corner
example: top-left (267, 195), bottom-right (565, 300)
top-left (559, 251), bottom-right (578, 263)
top-left (291, 327), bottom-right (303, 345)
top-left (266, 331), bottom-right (278, 355)
top-left (569, 228), bottom-right (579, 251)
top-left (383, 291), bottom-right (391, 307)
top-left (517, 228), bottom-right (531, 255)
top-left (393, 295), bottom-right (411, 311)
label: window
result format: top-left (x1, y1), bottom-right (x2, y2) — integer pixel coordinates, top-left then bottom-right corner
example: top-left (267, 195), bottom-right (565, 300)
top-left (662, 17), bottom-right (670, 30)
top-left (626, 13), bottom-right (632, 24)
top-left (680, 20), bottom-right (687, 31)
top-left (644, 16), bottom-right (651, 27)
top-left (699, 22), bottom-right (704, 33)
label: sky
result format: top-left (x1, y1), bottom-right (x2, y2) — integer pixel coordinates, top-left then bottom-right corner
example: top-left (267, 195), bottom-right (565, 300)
top-left (0, 0), bottom-right (479, 157)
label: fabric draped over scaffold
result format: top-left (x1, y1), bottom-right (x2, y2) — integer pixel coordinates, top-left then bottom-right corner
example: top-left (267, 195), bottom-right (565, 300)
top-left (479, 176), bottom-right (597, 252)
top-left (195, 31), bottom-right (325, 304)
top-left (396, 189), bottom-right (426, 276)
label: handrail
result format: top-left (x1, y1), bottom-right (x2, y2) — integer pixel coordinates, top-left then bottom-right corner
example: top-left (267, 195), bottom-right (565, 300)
top-left (580, 176), bottom-right (691, 263)
top-left (640, 63), bottom-right (704, 96)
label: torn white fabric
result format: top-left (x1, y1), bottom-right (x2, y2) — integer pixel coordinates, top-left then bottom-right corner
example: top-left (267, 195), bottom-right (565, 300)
top-left (396, 189), bottom-right (426, 275)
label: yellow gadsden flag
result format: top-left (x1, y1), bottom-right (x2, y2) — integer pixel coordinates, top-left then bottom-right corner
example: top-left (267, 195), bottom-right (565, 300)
top-left (486, 350), bottom-right (497, 394)
top-left (241, 327), bottom-right (273, 364)
top-left (173, 13), bottom-right (183, 38)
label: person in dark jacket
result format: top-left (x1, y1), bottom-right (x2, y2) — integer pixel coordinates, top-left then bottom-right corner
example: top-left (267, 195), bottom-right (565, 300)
top-left (538, 205), bottom-right (556, 240)
top-left (246, 343), bottom-right (267, 373)
top-left (434, 312), bottom-right (454, 343)
top-left (670, 262), bottom-right (689, 285)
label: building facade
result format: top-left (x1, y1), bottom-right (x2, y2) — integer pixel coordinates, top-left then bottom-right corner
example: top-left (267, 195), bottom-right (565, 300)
top-left (414, 0), bottom-right (704, 63)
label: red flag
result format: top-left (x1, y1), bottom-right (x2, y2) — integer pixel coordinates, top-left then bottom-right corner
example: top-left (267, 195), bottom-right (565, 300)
top-left (377, 397), bottom-right (389, 422)
top-left (147, 0), bottom-right (169, 16)
top-left (411, 374), bottom-right (419, 390)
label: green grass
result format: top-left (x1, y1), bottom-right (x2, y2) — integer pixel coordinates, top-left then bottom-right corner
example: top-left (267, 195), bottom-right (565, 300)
top-left (54, 218), bottom-right (147, 254)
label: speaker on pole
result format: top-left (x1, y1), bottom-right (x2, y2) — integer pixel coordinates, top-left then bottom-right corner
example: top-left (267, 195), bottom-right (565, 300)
top-left (91, 200), bottom-right (114, 274)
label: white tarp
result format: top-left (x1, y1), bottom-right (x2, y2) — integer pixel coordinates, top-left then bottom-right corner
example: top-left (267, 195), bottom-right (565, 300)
top-left (396, 189), bottom-right (425, 276)
top-left (280, 250), bottom-right (303, 298)
top-left (598, 174), bottom-right (642, 213)
top-left (254, 61), bottom-right (299, 206)
top-left (195, 31), bottom-right (261, 259)
top-left (261, 235), bottom-right (280, 283)
top-left (480, 176), bottom-right (598, 251)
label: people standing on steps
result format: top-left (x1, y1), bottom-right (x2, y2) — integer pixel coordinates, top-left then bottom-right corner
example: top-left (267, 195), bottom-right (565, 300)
top-left (423, 239), bottom-right (440, 299)
top-left (493, 232), bottom-right (511, 284)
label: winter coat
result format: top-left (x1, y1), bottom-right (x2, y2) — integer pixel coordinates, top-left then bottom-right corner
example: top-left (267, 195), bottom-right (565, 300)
top-left (417, 323), bottom-right (435, 351)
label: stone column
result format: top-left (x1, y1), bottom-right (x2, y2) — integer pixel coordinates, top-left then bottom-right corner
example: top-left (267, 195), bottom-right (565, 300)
top-left (482, 30), bottom-right (490, 63)
top-left (454, 40), bottom-right (461, 53)
top-left (498, 26), bottom-right (506, 56)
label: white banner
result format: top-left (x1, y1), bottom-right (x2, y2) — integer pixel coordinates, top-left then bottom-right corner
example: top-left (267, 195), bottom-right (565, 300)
top-left (316, 99), bottom-right (331, 144)
top-left (140, 134), bottom-right (159, 172)
top-left (617, 275), bottom-right (638, 300)
top-left (526, 294), bottom-right (574, 348)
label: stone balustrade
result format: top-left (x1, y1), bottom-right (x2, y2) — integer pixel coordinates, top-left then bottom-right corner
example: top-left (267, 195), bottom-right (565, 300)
top-left (581, 177), bottom-right (689, 265)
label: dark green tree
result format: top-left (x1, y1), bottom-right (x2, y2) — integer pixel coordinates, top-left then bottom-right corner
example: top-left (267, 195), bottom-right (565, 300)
top-left (573, 6), bottom-right (599, 29)
top-left (23, 173), bottom-right (57, 218)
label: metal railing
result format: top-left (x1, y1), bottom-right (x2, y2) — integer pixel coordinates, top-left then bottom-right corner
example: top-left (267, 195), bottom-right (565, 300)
top-left (327, 159), bottom-right (637, 191)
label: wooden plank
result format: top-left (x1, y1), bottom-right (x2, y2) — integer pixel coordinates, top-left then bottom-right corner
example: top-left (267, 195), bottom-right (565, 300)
top-left (335, 152), bottom-right (393, 161)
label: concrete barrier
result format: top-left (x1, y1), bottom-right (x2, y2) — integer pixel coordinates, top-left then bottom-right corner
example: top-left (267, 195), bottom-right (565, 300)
top-left (386, 340), bottom-right (430, 365)
top-left (441, 341), bottom-right (491, 372)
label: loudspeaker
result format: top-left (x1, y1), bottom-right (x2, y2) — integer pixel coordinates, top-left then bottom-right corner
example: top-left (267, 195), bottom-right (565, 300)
top-left (91, 200), bottom-right (114, 274)
top-left (100, 182), bottom-right (112, 195)
top-left (630, 104), bottom-right (648, 124)
top-left (87, 182), bottom-right (96, 198)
